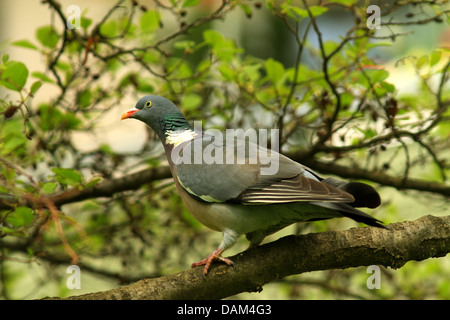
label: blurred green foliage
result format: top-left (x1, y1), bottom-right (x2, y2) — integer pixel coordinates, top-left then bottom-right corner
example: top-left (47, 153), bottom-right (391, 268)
top-left (0, 0), bottom-right (449, 299)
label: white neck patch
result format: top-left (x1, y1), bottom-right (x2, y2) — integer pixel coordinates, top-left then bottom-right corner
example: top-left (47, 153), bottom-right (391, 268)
top-left (165, 129), bottom-right (197, 147)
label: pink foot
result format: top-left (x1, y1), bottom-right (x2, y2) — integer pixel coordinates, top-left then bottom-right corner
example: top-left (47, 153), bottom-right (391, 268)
top-left (191, 248), bottom-right (234, 277)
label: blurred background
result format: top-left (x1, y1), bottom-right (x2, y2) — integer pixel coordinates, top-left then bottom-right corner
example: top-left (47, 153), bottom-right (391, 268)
top-left (0, 0), bottom-right (449, 299)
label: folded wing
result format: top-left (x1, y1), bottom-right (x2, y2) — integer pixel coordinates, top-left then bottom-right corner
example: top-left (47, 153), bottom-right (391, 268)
top-left (175, 135), bottom-right (354, 204)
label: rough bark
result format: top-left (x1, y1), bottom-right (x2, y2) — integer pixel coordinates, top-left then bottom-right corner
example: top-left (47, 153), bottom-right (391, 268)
top-left (45, 214), bottom-right (450, 300)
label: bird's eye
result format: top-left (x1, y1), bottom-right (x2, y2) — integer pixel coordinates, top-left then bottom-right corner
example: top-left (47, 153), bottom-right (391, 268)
top-left (145, 101), bottom-right (152, 108)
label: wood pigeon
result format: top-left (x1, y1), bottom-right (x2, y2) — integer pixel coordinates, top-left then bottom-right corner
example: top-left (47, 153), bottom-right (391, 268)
top-left (121, 95), bottom-right (383, 277)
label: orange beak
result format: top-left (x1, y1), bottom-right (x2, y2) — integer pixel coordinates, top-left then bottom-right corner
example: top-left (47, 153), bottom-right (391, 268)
top-left (120, 107), bottom-right (139, 120)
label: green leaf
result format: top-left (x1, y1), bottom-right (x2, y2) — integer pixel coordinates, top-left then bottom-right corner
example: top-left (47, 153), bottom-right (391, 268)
top-left (76, 89), bottom-right (92, 108)
top-left (12, 39), bottom-right (38, 50)
top-left (140, 50), bottom-right (161, 64)
top-left (203, 30), bottom-right (240, 61)
top-left (7, 207), bottom-right (34, 227)
top-left (280, 3), bottom-right (295, 19)
top-left (165, 57), bottom-right (193, 78)
top-left (367, 42), bottom-right (392, 50)
top-left (51, 167), bottom-right (83, 187)
top-left (309, 6), bottom-right (328, 17)
top-left (218, 64), bottom-right (236, 81)
top-left (196, 58), bottom-right (210, 73)
top-left (30, 80), bottom-right (42, 96)
top-left (430, 50), bottom-right (442, 67)
top-left (364, 69), bottom-right (389, 83)
top-left (239, 3), bottom-right (252, 18)
top-left (327, 0), bottom-right (356, 5)
top-left (38, 103), bottom-right (60, 131)
top-left (265, 58), bottom-right (285, 85)
top-left (99, 20), bottom-right (118, 37)
top-left (323, 40), bottom-right (339, 56)
top-left (340, 92), bottom-right (353, 108)
top-left (203, 30), bottom-right (224, 47)
top-left (38, 103), bottom-right (81, 131)
top-left (416, 55), bottom-right (428, 69)
top-left (0, 226), bottom-right (25, 236)
top-left (1, 132), bottom-right (27, 155)
top-left (36, 26), bottom-right (59, 49)
top-left (81, 16), bottom-right (93, 30)
top-left (84, 177), bottom-right (103, 189)
top-left (1, 166), bottom-right (15, 184)
top-left (379, 81), bottom-right (396, 93)
top-left (61, 113), bottom-right (82, 129)
top-left (0, 61), bottom-right (29, 91)
top-left (174, 40), bottom-right (196, 51)
top-left (291, 7), bottom-right (308, 18)
top-left (31, 71), bottom-right (55, 84)
top-left (181, 93), bottom-right (202, 111)
top-left (99, 143), bottom-right (113, 155)
top-left (140, 10), bottom-right (160, 33)
top-left (182, 0), bottom-right (200, 8)
top-left (242, 64), bottom-right (262, 83)
top-left (42, 182), bottom-right (58, 194)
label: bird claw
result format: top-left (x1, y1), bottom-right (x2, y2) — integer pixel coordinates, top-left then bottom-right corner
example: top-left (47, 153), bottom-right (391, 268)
top-left (191, 248), bottom-right (234, 278)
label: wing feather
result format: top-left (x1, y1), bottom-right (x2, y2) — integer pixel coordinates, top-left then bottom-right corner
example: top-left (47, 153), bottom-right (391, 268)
top-left (175, 134), bottom-right (354, 204)
top-left (240, 174), bottom-right (354, 204)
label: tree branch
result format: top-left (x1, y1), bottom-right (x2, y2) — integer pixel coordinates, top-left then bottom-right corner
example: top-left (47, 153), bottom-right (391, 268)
top-left (45, 215), bottom-right (449, 300)
top-left (296, 155), bottom-right (450, 197)
top-left (0, 166), bottom-right (172, 210)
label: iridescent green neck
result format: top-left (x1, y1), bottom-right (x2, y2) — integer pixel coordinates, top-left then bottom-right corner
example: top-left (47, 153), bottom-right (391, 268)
top-left (161, 113), bottom-right (193, 133)
top-left (161, 113), bottom-right (196, 146)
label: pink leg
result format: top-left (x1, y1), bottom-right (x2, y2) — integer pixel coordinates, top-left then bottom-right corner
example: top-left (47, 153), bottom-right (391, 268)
top-left (191, 247), bottom-right (234, 277)
top-left (192, 229), bottom-right (240, 277)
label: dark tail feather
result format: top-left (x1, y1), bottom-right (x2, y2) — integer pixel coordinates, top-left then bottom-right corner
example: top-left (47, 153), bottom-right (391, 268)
top-left (321, 178), bottom-right (381, 209)
top-left (338, 205), bottom-right (388, 229)
top-left (313, 200), bottom-right (388, 229)
top-left (317, 178), bottom-right (386, 229)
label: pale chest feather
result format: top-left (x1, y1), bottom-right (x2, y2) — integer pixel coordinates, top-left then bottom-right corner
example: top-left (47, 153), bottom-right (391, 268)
top-left (165, 129), bottom-right (197, 147)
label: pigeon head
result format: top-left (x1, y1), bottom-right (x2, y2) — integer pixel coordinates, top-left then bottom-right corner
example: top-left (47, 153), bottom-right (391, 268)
top-left (121, 95), bottom-right (192, 140)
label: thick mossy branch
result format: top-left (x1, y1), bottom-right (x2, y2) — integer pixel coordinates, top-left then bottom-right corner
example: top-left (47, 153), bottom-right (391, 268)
top-left (46, 215), bottom-right (449, 300)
